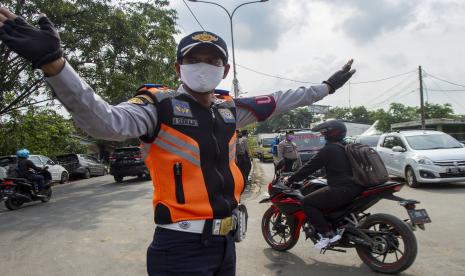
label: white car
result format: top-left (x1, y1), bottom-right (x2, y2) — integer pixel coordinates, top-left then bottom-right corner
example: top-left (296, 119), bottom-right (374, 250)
top-left (29, 155), bottom-right (69, 184)
top-left (376, 130), bottom-right (465, 187)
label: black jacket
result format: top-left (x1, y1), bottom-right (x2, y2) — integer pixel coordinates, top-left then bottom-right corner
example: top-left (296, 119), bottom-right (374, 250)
top-left (288, 142), bottom-right (356, 187)
top-left (17, 158), bottom-right (42, 178)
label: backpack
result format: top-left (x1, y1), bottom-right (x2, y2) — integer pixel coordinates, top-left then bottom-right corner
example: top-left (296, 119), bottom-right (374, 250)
top-left (338, 143), bottom-right (389, 187)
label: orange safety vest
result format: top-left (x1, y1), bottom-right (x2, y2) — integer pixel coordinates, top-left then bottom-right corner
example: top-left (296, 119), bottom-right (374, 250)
top-left (135, 85), bottom-right (244, 224)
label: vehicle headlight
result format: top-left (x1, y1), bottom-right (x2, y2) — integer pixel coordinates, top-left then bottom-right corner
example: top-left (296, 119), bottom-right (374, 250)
top-left (416, 157), bottom-right (434, 165)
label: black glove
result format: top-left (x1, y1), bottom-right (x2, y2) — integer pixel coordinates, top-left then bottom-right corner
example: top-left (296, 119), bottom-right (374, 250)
top-left (323, 59), bottom-right (356, 94)
top-left (0, 16), bottom-right (63, 68)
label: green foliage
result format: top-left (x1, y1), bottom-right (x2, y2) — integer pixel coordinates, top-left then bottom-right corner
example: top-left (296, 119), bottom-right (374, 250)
top-left (0, 108), bottom-right (87, 158)
top-left (246, 136), bottom-right (258, 157)
top-left (371, 103), bottom-right (419, 132)
top-left (325, 103), bottom-right (458, 133)
top-left (0, 0), bottom-right (178, 113)
top-left (325, 106), bottom-right (374, 124)
top-left (372, 103), bottom-right (457, 132)
top-left (424, 103), bottom-right (455, 119)
top-left (256, 108), bottom-right (313, 133)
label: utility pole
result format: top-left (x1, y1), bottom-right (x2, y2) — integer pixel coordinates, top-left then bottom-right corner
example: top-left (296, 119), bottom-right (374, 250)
top-left (419, 66), bottom-right (426, 129)
top-left (348, 81), bottom-right (351, 109)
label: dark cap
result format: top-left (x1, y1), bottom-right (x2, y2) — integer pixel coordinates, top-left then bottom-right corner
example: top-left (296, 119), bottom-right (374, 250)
top-left (177, 31), bottom-right (228, 63)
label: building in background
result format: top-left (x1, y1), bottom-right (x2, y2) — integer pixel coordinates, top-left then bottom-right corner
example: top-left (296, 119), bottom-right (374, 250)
top-left (391, 118), bottom-right (465, 142)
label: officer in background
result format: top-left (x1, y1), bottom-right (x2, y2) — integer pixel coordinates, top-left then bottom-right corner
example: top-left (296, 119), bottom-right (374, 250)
top-left (0, 8), bottom-right (356, 276)
top-left (235, 129), bottom-right (252, 186)
top-left (278, 130), bottom-right (299, 172)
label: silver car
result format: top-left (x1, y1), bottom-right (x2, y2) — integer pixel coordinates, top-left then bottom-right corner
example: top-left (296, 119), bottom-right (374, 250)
top-left (376, 130), bottom-right (465, 188)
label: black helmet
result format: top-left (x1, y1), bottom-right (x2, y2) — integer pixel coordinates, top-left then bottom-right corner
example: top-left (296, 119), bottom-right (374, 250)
top-left (311, 120), bottom-right (347, 142)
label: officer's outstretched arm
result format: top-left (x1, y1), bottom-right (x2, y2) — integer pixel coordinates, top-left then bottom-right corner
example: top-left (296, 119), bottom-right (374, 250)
top-left (46, 62), bottom-right (157, 141)
top-left (0, 8), bottom-right (156, 141)
top-left (235, 84), bottom-right (328, 128)
top-left (235, 60), bottom-right (355, 128)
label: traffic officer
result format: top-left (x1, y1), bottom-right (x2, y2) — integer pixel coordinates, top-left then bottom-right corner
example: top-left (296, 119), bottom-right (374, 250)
top-left (0, 8), bottom-right (356, 276)
top-left (278, 130), bottom-right (299, 172)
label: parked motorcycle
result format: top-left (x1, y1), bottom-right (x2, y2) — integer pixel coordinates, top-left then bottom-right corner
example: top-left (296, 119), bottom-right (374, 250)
top-left (0, 169), bottom-right (52, 210)
top-left (260, 168), bottom-right (431, 274)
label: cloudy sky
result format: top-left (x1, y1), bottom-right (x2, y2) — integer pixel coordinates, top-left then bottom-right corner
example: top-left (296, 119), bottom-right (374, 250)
top-left (171, 0), bottom-right (465, 113)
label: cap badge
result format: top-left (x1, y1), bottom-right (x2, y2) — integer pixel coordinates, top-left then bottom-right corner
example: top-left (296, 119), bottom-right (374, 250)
top-left (192, 33), bottom-right (218, 43)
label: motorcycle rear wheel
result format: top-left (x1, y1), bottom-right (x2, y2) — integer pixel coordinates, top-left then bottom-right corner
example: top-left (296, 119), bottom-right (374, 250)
top-left (356, 213), bottom-right (417, 274)
top-left (5, 198), bottom-right (23, 210)
top-left (261, 207), bottom-right (299, 251)
top-left (40, 188), bottom-right (52, 203)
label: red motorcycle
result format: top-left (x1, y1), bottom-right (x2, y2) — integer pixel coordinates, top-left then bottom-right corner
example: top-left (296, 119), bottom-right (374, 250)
top-left (260, 170), bottom-right (431, 274)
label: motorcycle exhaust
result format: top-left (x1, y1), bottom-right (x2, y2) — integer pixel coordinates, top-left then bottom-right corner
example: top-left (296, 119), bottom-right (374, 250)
top-left (12, 193), bottom-right (31, 202)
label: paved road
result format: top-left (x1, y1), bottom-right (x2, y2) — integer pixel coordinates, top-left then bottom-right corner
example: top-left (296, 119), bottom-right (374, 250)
top-left (0, 176), bottom-right (153, 276)
top-left (1, 163), bottom-right (465, 275)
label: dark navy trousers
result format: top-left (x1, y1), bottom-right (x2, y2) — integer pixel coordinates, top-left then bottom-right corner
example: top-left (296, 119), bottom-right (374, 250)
top-left (147, 227), bottom-right (236, 276)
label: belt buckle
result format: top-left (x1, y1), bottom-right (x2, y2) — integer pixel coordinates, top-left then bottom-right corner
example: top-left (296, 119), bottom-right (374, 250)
top-left (212, 217), bottom-right (233, 236)
top-left (219, 217), bottom-right (233, 235)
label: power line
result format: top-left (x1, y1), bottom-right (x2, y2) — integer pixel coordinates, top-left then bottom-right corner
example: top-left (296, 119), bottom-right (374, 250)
top-left (427, 88), bottom-right (465, 92)
top-left (424, 71), bottom-right (465, 88)
top-left (350, 70), bottom-right (416, 84)
top-left (182, 0), bottom-right (206, 31)
top-left (237, 64), bottom-right (419, 86)
top-left (363, 73), bottom-right (416, 107)
top-left (369, 88), bottom-right (418, 110)
top-left (367, 78), bottom-right (418, 109)
top-left (236, 64), bottom-right (319, 84)
top-left (424, 77), bottom-right (465, 111)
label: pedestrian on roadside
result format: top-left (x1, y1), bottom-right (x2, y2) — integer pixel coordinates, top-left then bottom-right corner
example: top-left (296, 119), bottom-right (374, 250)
top-left (0, 8), bottom-right (356, 275)
top-left (236, 129), bottom-right (252, 187)
top-left (278, 130), bottom-right (299, 172)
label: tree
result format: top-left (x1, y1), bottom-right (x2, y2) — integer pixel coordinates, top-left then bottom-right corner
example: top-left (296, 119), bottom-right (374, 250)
top-left (0, 0), bottom-right (178, 115)
top-left (0, 107), bottom-right (86, 157)
top-left (372, 103), bottom-right (419, 132)
top-left (325, 106), bottom-right (374, 124)
top-left (424, 103), bottom-right (455, 119)
top-left (255, 108), bottom-right (313, 133)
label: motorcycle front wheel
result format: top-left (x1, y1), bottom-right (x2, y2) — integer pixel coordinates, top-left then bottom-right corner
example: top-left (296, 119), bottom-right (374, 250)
top-left (261, 207), bottom-right (299, 251)
top-left (5, 198), bottom-right (23, 210)
top-left (356, 213), bottom-right (417, 274)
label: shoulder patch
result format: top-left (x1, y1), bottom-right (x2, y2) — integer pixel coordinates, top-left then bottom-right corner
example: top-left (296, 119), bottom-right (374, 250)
top-left (235, 95), bottom-right (276, 121)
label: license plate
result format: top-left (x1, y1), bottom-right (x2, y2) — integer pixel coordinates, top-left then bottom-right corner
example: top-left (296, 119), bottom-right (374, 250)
top-left (407, 209), bottom-right (431, 225)
top-left (2, 189), bottom-right (13, 195)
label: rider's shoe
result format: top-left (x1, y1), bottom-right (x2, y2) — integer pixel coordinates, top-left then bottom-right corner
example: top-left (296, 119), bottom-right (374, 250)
top-left (315, 232), bottom-right (342, 250)
top-left (315, 236), bottom-right (331, 250)
top-left (329, 234), bottom-right (342, 243)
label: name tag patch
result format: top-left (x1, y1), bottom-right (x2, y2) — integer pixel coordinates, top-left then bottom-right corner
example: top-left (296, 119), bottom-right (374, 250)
top-left (218, 108), bottom-right (236, 123)
top-left (172, 99), bottom-right (193, 118)
top-left (173, 117), bottom-right (199, 127)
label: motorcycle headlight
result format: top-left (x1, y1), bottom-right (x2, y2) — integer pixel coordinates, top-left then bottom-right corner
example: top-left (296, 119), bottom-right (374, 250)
top-left (417, 157), bottom-right (434, 165)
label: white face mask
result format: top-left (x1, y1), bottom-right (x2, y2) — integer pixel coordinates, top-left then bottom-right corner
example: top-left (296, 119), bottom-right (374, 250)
top-left (180, 63), bottom-right (225, 93)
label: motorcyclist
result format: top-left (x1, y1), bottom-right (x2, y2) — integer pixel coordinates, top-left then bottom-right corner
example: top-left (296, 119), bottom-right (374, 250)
top-left (16, 149), bottom-right (45, 193)
top-left (286, 120), bottom-right (365, 249)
